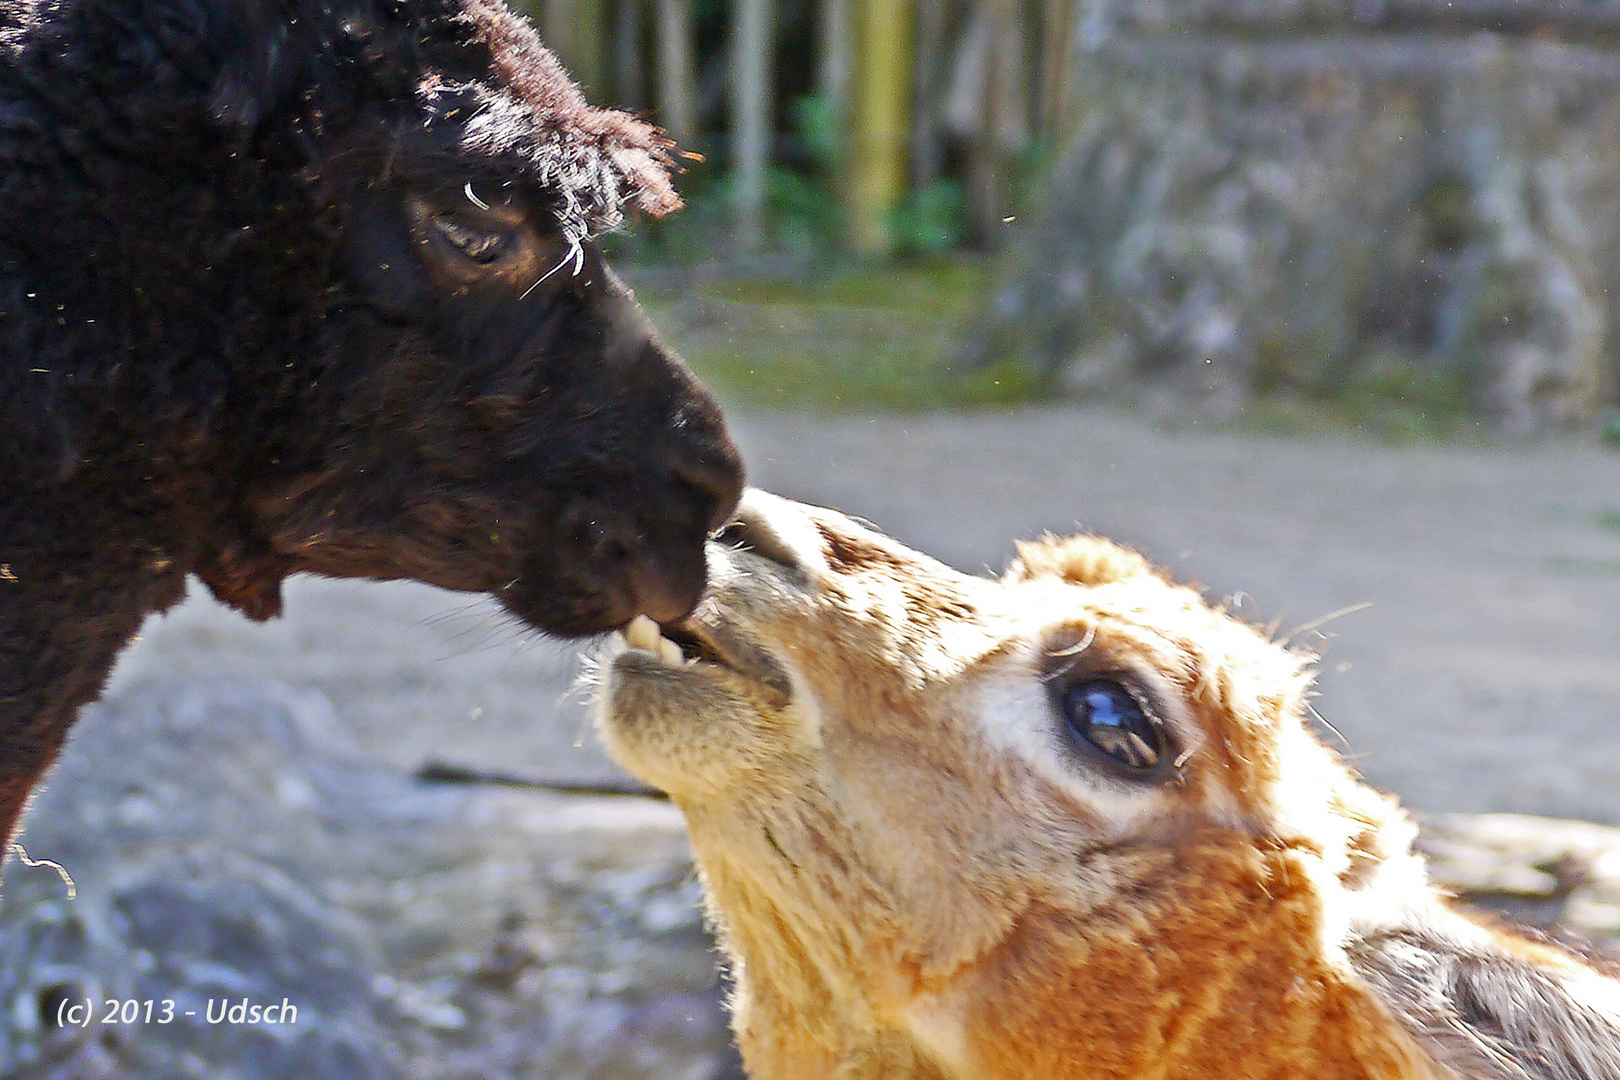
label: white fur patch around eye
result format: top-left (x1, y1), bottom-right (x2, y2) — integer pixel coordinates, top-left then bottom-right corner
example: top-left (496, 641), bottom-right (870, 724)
top-left (971, 641), bottom-right (1179, 840)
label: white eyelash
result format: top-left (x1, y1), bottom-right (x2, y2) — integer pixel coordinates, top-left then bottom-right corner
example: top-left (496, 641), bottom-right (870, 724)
top-left (520, 243), bottom-right (581, 300)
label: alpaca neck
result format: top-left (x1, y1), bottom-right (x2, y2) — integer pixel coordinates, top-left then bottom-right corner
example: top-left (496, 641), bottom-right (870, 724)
top-left (0, 516), bottom-right (183, 844)
top-left (693, 823), bottom-right (960, 1080)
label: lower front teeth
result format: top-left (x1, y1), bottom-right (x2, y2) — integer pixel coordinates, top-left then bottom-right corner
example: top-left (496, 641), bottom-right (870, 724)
top-left (623, 614), bottom-right (688, 666)
top-left (624, 614), bottom-right (661, 651)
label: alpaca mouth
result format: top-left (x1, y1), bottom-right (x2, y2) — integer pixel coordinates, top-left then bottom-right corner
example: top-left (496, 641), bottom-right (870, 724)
top-left (608, 489), bottom-right (813, 704)
top-left (616, 612), bottom-right (793, 707)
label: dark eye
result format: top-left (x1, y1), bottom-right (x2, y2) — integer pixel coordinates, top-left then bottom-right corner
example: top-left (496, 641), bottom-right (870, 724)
top-left (430, 213), bottom-right (511, 264)
top-left (1063, 678), bottom-right (1165, 772)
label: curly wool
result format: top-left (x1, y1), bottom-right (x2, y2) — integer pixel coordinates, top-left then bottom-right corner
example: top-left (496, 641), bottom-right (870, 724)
top-left (0, 0), bottom-right (736, 849)
top-left (0, 0), bottom-right (679, 473)
top-left (451, 0), bottom-right (680, 238)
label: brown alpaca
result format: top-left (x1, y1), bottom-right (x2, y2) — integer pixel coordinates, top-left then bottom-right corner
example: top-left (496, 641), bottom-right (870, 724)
top-left (596, 490), bottom-right (1620, 1080)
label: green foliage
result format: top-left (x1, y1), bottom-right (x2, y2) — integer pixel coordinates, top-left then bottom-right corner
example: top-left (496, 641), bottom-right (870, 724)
top-left (768, 94), bottom-right (844, 253)
top-left (716, 258), bottom-right (988, 317)
top-left (1329, 356), bottom-right (1475, 440)
top-left (766, 166), bottom-right (842, 255)
top-left (638, 258), bottom-right (1046, 413)
top-left (1241, 351), bottom-right (1483, 442)
top-left (1602, 408), bottom-right (1620, 448)
top-left (609, 91), bottom-right (992, 259)
top-left (890, 180), bottom-right (967, 256)
top-left (1007, 137), bottom-right (1058, 214)
top-left (789, 94), bottom-right (841, 172)
top-left (1543, 555), bottom-right (1620, 579)
top-left (608, 94), bottom-right (851, 258)
top-left (600, 158), bottom-right (731, 263)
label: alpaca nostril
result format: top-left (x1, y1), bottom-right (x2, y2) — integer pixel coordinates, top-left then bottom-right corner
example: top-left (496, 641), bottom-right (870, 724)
top-left (668, 442), bottom-right (746, 535)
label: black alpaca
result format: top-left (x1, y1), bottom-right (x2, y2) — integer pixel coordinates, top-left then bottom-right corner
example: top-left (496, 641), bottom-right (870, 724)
top-left (0, 0), bottom-right (744, 842)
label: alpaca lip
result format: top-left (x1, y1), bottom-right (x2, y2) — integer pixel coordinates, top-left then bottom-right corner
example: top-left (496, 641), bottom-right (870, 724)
top-left (658, 620), bottom-right (725, 666)
top-left (661, 615), bottom-right (794, 707)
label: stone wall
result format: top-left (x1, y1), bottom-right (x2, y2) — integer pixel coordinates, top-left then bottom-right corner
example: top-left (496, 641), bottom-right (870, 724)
top-left (987, 0), bottom-right (1620, 428)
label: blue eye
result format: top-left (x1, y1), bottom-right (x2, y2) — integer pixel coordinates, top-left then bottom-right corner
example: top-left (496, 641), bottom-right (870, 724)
top-left (1063, 678), bottom-right (1164, 772)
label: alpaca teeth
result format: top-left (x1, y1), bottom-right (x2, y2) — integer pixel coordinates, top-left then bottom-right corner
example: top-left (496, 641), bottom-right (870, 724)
top-left (656, 635), bottom-right (685, 666)
top-left (621, 614), bottom-right (690, 666)
top-left (624, 614), bottom-right (662, 653)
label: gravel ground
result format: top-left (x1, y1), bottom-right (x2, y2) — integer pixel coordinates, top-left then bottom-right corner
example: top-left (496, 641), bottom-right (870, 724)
top-left (101, 405), bottom-right (1620, 824)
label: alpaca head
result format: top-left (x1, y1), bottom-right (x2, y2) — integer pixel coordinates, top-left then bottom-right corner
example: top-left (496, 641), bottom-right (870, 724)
top-left (596, 491), bottom-right (1442, 1080)
top-left (0, 0), bottom-right (743, 634)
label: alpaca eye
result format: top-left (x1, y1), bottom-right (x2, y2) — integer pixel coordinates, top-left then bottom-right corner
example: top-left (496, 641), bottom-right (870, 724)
top-left (430, 213), bottom-right (511, 264)
top-left (1063, 678), bottom-right (1164, 772)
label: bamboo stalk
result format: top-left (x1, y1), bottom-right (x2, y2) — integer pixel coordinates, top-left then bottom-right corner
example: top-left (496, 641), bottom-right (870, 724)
top-left (847, 0), bottom-right (914, 255)
top-left (542, 0), bottom-right (607, 99)
top-left (910, 0), bottom-right (949, 188)
top-left (614, 0), bottom-right (645, 110)
top-left (1038, 0), bottom-right (1077, 140)
top-left (820, 0), bottom-right (851, 168)
top-left (966, 0), bottom-right (1010, 247)
top-left (655, 0), bottom-right (697, 151)
top-left (731, 0), bottom-right (776, 253)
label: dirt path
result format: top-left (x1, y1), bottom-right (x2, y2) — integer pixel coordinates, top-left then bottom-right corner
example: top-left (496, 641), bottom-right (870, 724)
top-left (105, 406), bottom-right (1620, 823)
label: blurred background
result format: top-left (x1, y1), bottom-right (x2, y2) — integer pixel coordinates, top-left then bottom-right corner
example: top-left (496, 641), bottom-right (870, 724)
top-left (9, 3), bottom-right (1620, 1078)
top-left (542, 0), bottom-right (1620, 433)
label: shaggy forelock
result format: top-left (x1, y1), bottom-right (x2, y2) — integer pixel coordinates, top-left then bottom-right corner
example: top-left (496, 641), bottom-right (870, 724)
top-left (446, 0), bottom-right (679, 241)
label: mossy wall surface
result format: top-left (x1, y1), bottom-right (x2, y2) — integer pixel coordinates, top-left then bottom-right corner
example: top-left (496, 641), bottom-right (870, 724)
top-left (994, 1), bottom-right (1620, 428)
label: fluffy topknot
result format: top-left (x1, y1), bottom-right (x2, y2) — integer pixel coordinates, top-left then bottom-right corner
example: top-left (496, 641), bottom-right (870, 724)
top-left (1003, 533), bottom-right (1154, 587)
top-left (455, 0), bottom-right (680, 239)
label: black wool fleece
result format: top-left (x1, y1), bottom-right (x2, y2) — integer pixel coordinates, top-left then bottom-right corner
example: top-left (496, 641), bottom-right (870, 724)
top-left (0, 0), bottom-right (744, 845)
